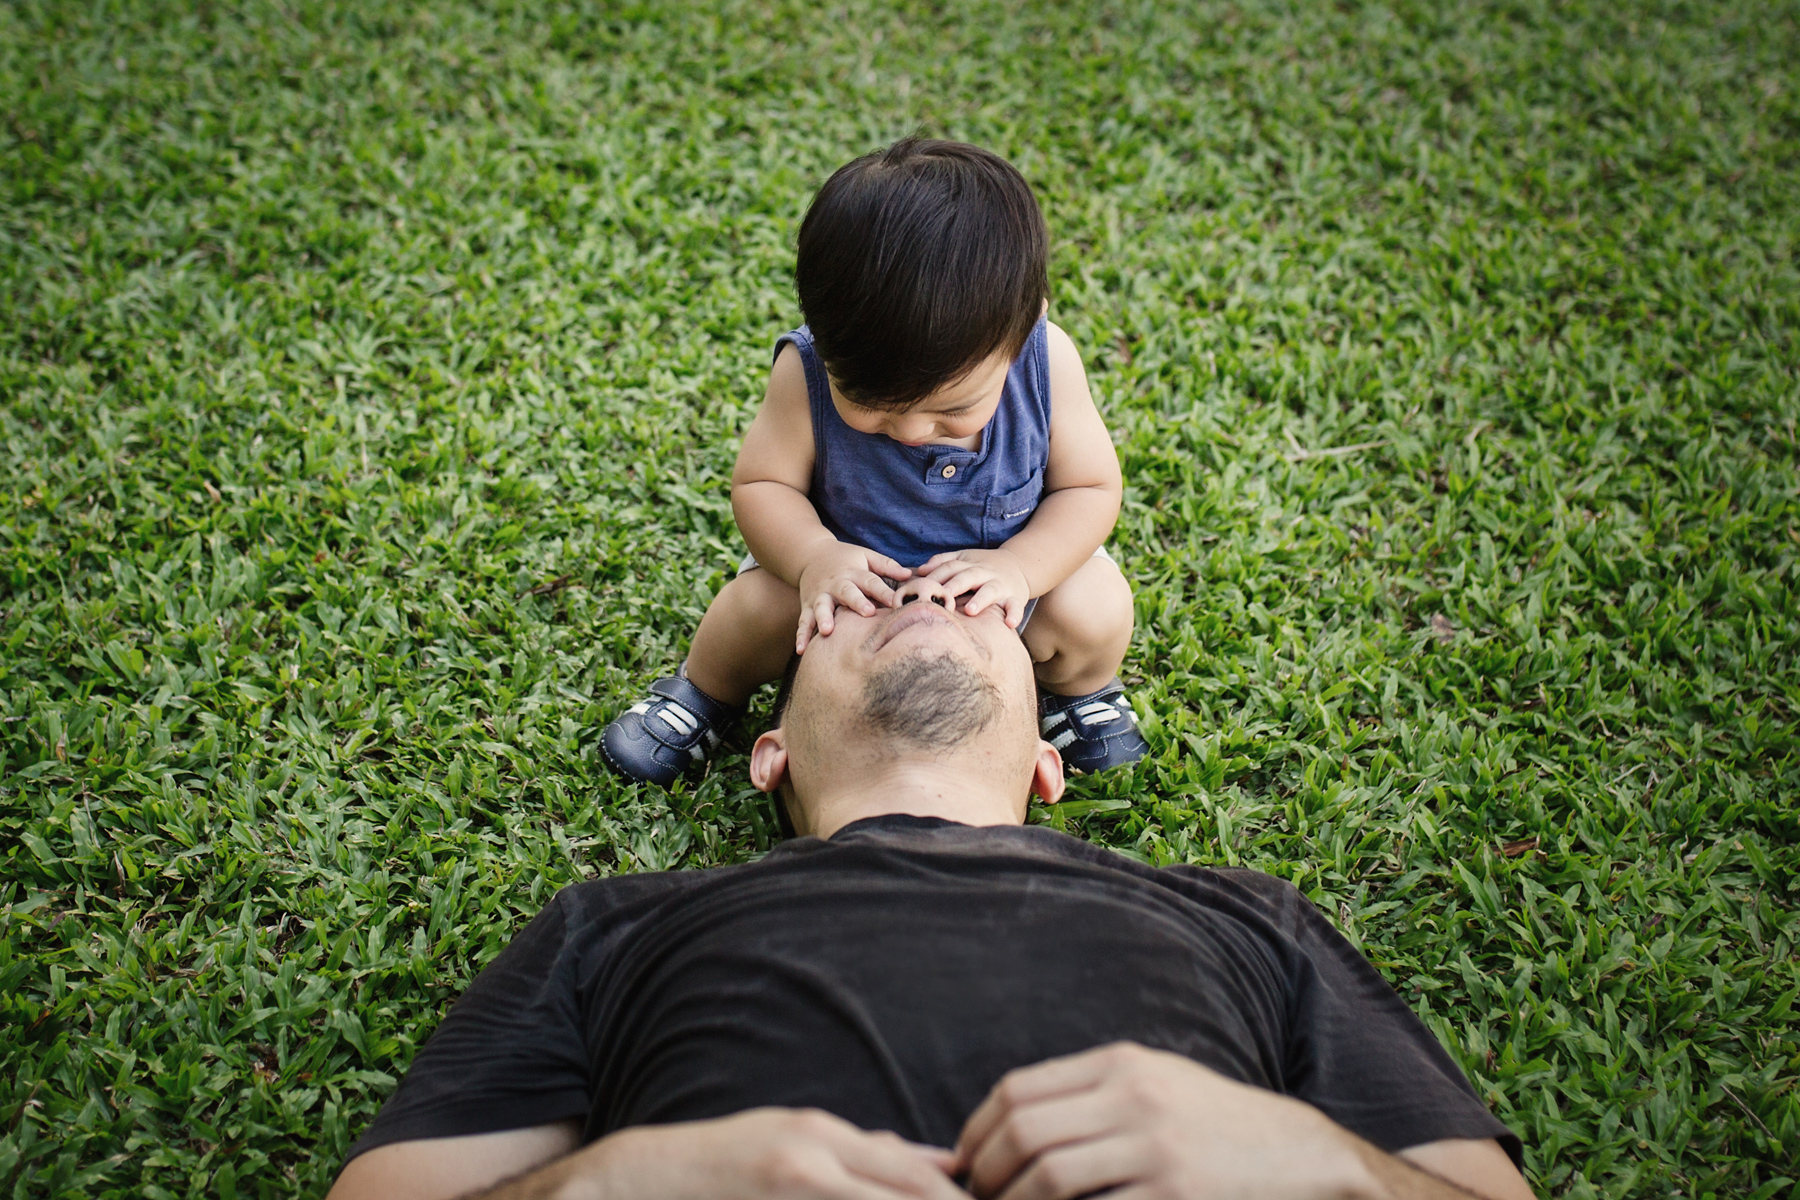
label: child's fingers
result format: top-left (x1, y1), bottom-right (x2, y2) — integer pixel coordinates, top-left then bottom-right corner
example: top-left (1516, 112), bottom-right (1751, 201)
top-left (920, 558), bottom-right (976, 585)
top-left (796, 607), bottom-right (817, 654)
top-left (917, 551), bottom-right (961, 572)
top-left (859, 573), bottom-right (899, 606)
top-left (813, 592), bottom-right (839, 639)
top-left (963, 581), bottom-right (1008, 617)
top-left (925, 562), bottom-right (968, 591)
top-left (834, 579), bottom-right (877, 616)
top-left (866, 550), bottom-right (914, 580)
top-left (935, 564), bottom-right (990, 598)
top-left (1004, 593), bottom-right (1026, 629)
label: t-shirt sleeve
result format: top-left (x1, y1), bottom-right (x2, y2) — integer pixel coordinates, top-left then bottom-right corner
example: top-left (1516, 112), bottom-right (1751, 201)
top-left (345, 889), bottom-right (592, 1161)
top-left (1199, 869), bottom-right (1522, 1167)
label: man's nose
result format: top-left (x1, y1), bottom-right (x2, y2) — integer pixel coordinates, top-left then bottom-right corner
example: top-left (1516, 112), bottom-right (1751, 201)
top-left (895, 578), bottom-right (953, 609)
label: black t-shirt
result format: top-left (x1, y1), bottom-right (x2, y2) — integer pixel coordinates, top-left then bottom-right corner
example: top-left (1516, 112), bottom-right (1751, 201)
top-left (350, 815), bottom-right (1519, 1164)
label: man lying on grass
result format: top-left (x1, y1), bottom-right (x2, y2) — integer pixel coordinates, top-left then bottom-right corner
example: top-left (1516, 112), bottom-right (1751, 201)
top-left (329, 574), bottom-right (1534, 1200)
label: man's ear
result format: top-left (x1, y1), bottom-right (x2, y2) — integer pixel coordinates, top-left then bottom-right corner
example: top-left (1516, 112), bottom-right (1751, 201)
top-left (1029, 740), bottom-right (1064, 806)
top-left (749, 729), bottom-right (790, 794)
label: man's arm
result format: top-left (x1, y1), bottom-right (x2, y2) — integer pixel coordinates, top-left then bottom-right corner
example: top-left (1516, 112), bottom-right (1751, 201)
top-left (330, 1108), bottom-right (969, 1200)
top-left (956, 1043), bottom-right (1535, 1200)
top-left (327, 1121), bottom-right (583, 1200)
top-left (1398, 1139), bottom-right (1532, 1199)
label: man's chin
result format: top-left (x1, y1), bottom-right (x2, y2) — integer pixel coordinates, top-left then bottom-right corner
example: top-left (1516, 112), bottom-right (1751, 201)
top-left (860, 650), bottom-right (1003, 750)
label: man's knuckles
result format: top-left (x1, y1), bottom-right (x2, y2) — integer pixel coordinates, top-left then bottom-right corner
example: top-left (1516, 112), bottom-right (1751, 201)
top-left (977, 1113), bottom-right (1046, 1174)
top-left (991, 1068), bottom-right (1048, 1112)
top-left (1119, 1068), bottom-right (1183, 1115)
top-left (754, 1151), bottom-right (838, 1196)
top-left (1094, 1041), bottom-right (1158, 1071)
top-left (1006, 1149), bottom-right (1090, 1200)
top-left (753, 1111), bottom-right (950, 1198)
top-left (1135, 1127), bottom-right (1186, 1177)
top-left (752, 1133), bottom-right (842, 1194)
top-left (785, 1108), bottom-right (853, 1140)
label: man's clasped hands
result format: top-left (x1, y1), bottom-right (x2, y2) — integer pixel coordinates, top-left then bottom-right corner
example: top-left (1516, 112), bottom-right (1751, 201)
top-left (522, 1042), bottom-right (1428, 1200)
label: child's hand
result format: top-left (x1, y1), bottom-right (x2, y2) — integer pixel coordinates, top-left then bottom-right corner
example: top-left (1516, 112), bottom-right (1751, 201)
top-left (917, 549), bottom-right (1031, 628)
top-left (796, 542), bottom-right (913, 652)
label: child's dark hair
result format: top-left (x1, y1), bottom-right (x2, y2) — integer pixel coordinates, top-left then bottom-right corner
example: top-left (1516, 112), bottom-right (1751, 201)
top-left (796, 138), bottom-right (1048, 411)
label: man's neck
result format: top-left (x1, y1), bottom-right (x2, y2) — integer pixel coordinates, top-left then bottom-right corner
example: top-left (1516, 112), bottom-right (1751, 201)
top-left (799, 760), bottom-right (1026, 839)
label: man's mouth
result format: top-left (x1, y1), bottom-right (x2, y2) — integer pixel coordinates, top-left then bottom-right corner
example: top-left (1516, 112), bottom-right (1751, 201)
top-left (866, 598), bottom-right (958, 654)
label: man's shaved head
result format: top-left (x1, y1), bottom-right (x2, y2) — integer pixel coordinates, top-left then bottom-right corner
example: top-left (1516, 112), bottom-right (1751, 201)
top-left (756, 584), bottom-right (1054, 836)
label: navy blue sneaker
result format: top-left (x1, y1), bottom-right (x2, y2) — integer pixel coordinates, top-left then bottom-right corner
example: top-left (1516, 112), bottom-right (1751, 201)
top-left (1039, 679), bottom-right (1149, 774)
top-left (601, 675), bottom-right (739, 786)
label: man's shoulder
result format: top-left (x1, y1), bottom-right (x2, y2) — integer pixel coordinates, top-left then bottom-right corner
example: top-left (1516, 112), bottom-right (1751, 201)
top-left (966, 822), bottom-right (1302, 896)
top-left (1156, 862), bottom-right (1315, 920)
top-left (995, 829), bottom-right (1318, 929)
top-left (914, 824), bottom-right (1328, 954)
top-left (549, 858), bottom-right (760, 928)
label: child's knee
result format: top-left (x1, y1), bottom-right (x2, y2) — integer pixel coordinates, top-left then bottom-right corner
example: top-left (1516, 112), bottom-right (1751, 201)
top-left (1071, 558), bottom-right (1135, 633)
top-left (713, 568), bottom-right (801, 628)
top-left (1036, 559), bottom-right (1134, 649)
top-left (730, 566), bottom-right (799, 604)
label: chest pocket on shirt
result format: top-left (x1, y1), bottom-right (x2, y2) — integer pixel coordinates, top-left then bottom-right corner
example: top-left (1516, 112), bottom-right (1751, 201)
top-left (982, 468), bottom-right (1044, 547)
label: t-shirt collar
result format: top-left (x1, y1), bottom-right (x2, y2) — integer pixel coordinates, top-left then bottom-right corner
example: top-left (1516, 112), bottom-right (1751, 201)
top-left (827, 813), bottom-right (975, 839)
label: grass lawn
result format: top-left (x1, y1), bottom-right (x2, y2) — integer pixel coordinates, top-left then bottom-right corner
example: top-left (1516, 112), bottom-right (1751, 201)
top-left (2, 0), bottom-right (1797, 1195)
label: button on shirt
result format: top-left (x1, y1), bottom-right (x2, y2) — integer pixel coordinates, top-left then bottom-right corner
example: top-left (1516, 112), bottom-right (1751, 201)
top-left (777, 321), bottom-right (1052, 567)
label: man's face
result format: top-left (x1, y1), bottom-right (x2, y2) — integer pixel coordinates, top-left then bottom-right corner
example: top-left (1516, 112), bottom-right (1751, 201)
top-left (774, 582), bottom-right (1044, 815)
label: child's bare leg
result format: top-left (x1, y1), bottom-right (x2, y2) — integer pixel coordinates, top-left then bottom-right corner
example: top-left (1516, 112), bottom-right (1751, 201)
top-left (684, 567), bottom-right (803, 706)
top-left (1021, 555), bottom-right (1134, 696)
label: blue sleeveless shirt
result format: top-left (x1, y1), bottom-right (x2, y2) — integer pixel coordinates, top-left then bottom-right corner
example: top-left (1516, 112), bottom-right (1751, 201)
top-left (772, 317), bottom-right (1051, 568)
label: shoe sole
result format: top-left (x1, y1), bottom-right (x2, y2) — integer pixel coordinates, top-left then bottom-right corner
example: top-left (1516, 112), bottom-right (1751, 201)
top-left (599, 731), bottom-right (684, 788)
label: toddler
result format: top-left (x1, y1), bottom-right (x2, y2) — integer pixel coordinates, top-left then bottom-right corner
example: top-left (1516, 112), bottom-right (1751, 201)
top-left (602, 138), bottom-right (1147, 785)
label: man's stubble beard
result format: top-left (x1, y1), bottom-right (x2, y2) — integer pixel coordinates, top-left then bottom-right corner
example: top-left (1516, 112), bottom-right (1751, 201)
top-left (860, 650), bottom-right (1005, 751)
